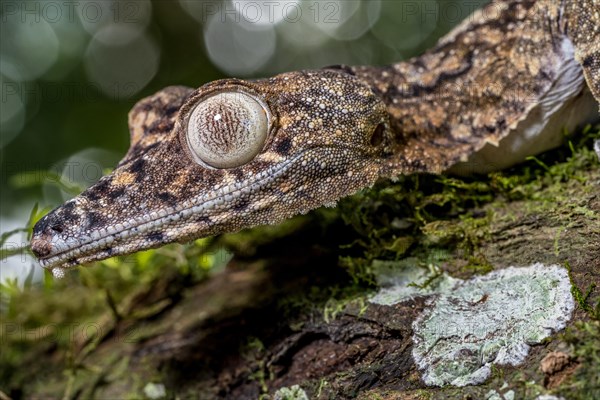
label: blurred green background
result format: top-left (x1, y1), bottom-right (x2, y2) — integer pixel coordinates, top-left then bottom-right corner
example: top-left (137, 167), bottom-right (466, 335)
top-left (0, 0), bottom-right (487, 281)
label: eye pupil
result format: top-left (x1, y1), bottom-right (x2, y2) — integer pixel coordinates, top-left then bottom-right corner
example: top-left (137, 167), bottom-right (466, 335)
top-left (186, 91), bottom-right (270, 169)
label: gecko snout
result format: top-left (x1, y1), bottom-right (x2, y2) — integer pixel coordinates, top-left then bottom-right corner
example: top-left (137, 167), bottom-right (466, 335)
top-left (31, 227), bottom-right (56, 259)
top-left (31, 238), bottom-right (51, 258)
top-left (30, 210), bottom-right (69, 259)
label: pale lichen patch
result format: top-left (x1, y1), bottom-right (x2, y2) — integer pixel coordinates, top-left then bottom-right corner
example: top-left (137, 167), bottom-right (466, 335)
top-left (143, 382), bottom-right (166, 399)
top-left (370, 263), bottom-right (574, 387)
top-left (414, 264), bottom-right (573, 386)
top-left (369, 259), bottom-right (458, 305)
top-left (273, 385), bottom-right (309, 400)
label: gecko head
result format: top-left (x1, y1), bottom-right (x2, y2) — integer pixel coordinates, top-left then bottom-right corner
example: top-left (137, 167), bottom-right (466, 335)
top-left (31, 69), bottom-right (391, 275)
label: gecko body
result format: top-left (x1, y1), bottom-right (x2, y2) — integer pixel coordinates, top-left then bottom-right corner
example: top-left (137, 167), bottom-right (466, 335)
top-left (31, 0), bottom-right (600, 276)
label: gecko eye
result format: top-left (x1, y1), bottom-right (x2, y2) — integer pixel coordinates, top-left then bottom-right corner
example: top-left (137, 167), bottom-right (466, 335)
top-left (185, 91), bottom-right (270, 169)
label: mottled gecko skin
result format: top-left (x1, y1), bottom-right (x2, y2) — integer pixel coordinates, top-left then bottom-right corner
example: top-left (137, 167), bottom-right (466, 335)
top-left (32, 0), bottom-right (599, 276)
top-left (353, 0), bottom-right (600, 173)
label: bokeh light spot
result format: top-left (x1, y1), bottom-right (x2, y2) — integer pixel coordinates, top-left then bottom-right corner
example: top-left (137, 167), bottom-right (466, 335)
top-left (84, 27), bottom-right (160, 99)
top-left (0, 15), bottom-right (60, 81)
top-left (204, 15), bottom-right (276, 76)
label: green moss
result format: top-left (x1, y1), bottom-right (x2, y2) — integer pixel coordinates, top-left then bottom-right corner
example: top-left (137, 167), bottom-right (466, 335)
top-left (556, 320), bottom-right (600, 400)
top-left (555, 257), bottom-right (600, 399)
top-left (0, 227), bottom-right (226, 398)
top-left (336, 125), bottom-right (599, 285)
top-left (241, 336), bottom-right (271, 395)
top-left (565, 261), bottom-right (600, 319)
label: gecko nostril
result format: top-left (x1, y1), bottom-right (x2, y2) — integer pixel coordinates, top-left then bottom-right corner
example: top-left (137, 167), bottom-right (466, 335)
top-left (31, 236), bottom-right (52, 258)
top-left (51, 225), bottom-right (64, 234)
top-left (370, 123), bottom-right (385, 147)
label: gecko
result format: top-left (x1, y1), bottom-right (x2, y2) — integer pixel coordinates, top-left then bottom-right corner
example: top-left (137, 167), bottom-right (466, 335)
top-left (31, 0), bottom-right (599, 278)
